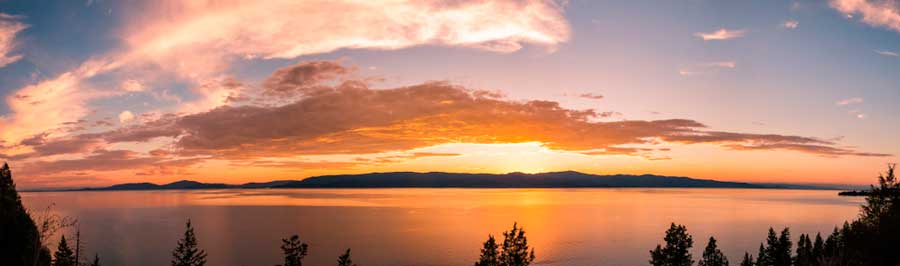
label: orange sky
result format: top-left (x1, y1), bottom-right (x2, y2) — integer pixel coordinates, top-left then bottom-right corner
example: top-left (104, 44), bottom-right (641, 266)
top-left (1, 0), bottom-right (898, 189)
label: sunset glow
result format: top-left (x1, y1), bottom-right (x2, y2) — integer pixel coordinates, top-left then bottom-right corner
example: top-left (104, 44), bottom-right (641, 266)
top-left (1, 0), bottom-right (898, 189)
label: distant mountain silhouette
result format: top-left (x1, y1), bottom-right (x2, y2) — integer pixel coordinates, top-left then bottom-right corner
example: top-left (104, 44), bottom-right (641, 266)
top-left (273, 171), bottom-right (764, 188)
top-left (239, 180), bottom-right (297, 189)
top-left (91, 180), bottom-right (231, 190)
top-left (74, 171), bottom-right (789, 191)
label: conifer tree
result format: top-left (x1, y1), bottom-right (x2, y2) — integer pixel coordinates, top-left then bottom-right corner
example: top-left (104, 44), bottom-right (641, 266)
top-left (171, 220), bottom-right (207, 266)
top-left (755, 243), bottom-right (767, 266)
top-left (475, 235), bottom-right (499, 266)
top-left (337, 249), bottom-right (356, 266)
top-left (760, 228), bottom-right (791, 266)
top-left (280, 235), bottom-right (309, 266)
top-left (812, 233), bottom-right (825, 265)
top-left (762, 228), bottom-right (778, 266)
top-left (822, 228), bottom-right (840, 259)
top-left (53, 236), bottom-right (76, 266)
top-left (775, 228), bottom-right (791, 266)
top-left (649, 223), bottom-right (693, 266)
top-left (739, 252), bottom-right (753, 266)
top-left (794, 234), bottom-right (813, 266)
top-left (811, 233), bottom-right (824, 266)
top-left (0, 162), bottom-right (50, 266)
top-left (698, 237), bottom-right (728, 266)
top-left (498, 223), bottom-right (535, 266)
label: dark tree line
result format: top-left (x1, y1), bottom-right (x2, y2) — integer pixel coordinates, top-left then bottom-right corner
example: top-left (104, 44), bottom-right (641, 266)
top-left (648, 164), bottom-right (900, 266)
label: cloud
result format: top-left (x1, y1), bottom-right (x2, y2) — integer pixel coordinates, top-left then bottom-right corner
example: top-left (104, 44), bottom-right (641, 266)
top-left (118, 111), bottom-right (135, 123)
top-left (0, 58), bottom-right (122, 145)
top-left (0, 13), bottom-right (27, 68)
top-left (6, 61), bottom-right (890, 181)
top-left (783, 20), bottom-right (800, 29)
top-left (849, 109), bottom-right (867, 119)
top-left (121, 0), bottom-right (571, 76)
top-left (0, 0), bottom-right (572, 157)
top-left (679, 61), bottom-right (736, 76)
top-left (577, 93), bottom-right (604, 100)
top-left (263, 61), bottom-right (351, 96)
top-left (875, 49), bottom-right (899, 56)
top-left (834, 98), bottom-right (868, 119)
top-left (694, 28), bottom-right (746, 41)
top-left (87, 61), bottom-right (886, 162)
top-left (120, 79), bottom-right (145, 92)
top-left (0, 132), bottom-right (105, 160)
top-left (836, 97), bottom-right (864, 106)
top-left (16, 150), bottom-right (170, 177)
top-left (830, 0), bottom-right (900, 33)
top-left (725, 143), bottom-right (887, 157)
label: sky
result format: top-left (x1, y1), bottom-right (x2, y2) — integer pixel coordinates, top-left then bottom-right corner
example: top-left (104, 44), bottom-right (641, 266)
top-left (0, 0), bottom-right (898, 189)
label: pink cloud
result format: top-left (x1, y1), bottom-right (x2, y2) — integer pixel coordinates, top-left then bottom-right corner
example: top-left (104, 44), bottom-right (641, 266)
top-left (0, 13), bottom-right (27, 68)
top-left (831, 0), bottom-right (900, 33)
top-left (694, 28), bottom-right (746, 41)
top-left (1, 1), bottom-right (572, 153)
top-left (0, 58), bottom-right (122, 146)
top-left (121, 0), bottom-right (571, 77)
top-left (836, 97), bottom-right (864, 106)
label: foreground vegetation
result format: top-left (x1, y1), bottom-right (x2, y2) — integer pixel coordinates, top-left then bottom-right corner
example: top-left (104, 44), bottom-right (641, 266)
top-left (646, 164), bottom-right (899, 266)
top-left (1, 163), bottom-right (898, 265)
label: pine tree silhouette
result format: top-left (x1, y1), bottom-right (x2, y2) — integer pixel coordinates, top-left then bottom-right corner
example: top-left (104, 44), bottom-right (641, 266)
top-left (337, 249), bottom-right (356, 266)
top-left (794, 234), bottom-right (813, 266)
top-left (0, 162), bottom-right (50, 266)
top-left (649, 223), bottom-right (693, 266)
top-left (758, 228), bottom-right (791, 266)
top-left (171, 220), bottom-right (207, 266)
top-left (698, 236), bottom-right (728, 266)
top-left (822, 228), bottom-right (840, 259)
top-left (755, 243), bottom-right (766, 266)
top-left (53, 236), bottom-right (76, 266)
top-left (475, 235), bottom-right (499, 266)
top-left (498, 223), bottom-right (535, 266)
top-left (810, 233), bottom-right (823, 266)
top-left (739, 252), bottom-right (753, 266)
top-left (280, 235), bottom-right (308, 266)
top-left (775, 228), bottom-right (791, 266)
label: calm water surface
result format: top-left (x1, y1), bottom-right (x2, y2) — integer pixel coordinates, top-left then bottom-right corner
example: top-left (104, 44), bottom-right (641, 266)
top-left (22, 188), bottom-right (863, 266)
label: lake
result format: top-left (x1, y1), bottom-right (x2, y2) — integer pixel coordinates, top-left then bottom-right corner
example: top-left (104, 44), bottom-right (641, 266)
top-left (21, 188), bottom-right (863, 266)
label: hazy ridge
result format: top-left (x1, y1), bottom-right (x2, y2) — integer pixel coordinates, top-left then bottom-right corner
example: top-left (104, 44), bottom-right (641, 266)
top-left (43, 171), bottom-right (838, 191)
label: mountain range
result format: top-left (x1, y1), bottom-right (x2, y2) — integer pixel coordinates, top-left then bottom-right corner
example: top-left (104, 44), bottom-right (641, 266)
top-left (67, 171), bottom-right (832, 191)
